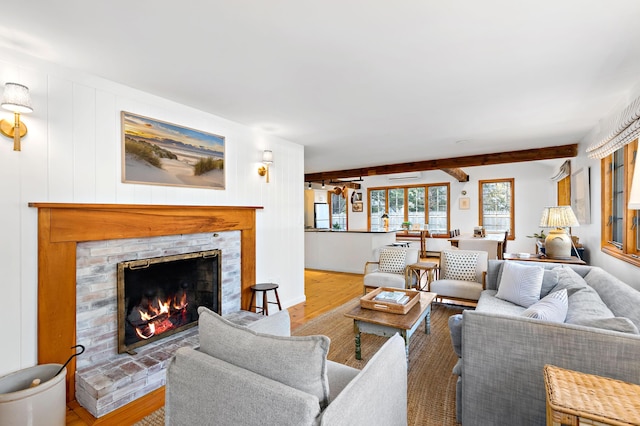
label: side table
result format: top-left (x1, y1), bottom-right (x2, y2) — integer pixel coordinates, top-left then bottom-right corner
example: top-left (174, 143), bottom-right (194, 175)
top-left (406, 262), bottom-right (438, 291)
top-left (543, 364), bottom-right (640, 426)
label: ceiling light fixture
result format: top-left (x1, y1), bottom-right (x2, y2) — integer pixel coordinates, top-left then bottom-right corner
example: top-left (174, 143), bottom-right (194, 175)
top-left (0, 82), bottom-right (33, 151)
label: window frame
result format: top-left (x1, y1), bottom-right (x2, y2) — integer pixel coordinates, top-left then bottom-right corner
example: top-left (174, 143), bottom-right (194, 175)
top-left (367, 183), bottom-right (450, 235)
top-left (478, 178), bottom-right (515, 239)
top-left (329, 192), bottom-right (348, 230)
top-left (600, 139), bottom-right (640, 267)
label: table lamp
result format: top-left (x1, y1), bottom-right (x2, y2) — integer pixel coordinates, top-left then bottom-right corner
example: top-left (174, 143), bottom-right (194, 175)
top-left (539, 206), bottom-right (580, 259)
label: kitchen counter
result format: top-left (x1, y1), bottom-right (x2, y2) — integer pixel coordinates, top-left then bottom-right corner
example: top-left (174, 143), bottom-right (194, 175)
top-left (305, 228), bottom-right (397, 273)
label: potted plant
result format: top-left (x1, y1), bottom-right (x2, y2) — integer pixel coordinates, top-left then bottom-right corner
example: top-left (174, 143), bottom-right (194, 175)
top-left (401, 221), bottom-right (411, 230)
top-left (526, 230), bottom-right (546, 241)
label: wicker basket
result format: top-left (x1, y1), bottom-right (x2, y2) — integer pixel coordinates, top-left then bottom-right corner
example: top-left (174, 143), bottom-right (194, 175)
top-left (544, 364), bottom-right (640, 426)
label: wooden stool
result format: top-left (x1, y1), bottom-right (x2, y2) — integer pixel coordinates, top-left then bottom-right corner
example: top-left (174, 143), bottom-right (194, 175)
top-left (249, 283), bottom-right (282, 315)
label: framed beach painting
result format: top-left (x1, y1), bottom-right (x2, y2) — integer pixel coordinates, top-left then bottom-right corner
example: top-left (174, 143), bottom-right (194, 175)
top-left (121, 112), bottom-right (225, 189)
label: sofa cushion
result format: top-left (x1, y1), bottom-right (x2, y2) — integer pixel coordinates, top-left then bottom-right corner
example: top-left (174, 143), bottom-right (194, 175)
top-left (521, 289), bottom-right (568, 323)
top-left (448, 314), bottom-right (463, 357)
top-left (442, 251), bottom-right (479, 281)
top-left (539, 269), bottom-right (560, 298)
top-left (552, 266), bottom-right (618, 327)
top-left (495, 261), bottom-right (544, 308)
top-left (378, 248), bottom-right (407, 273)
top-left (552, 265), bottom-right (591, 293)
top-left (197, 307), bottom-right (331, 408)
top-left (364, 272), bottom-right (407, 289)
top-left (572, 317), bottom-right (640, 334)
top-left (476, 290), bottom-right (527, 316)
top-left (583, 267), bottom-right (640, 330)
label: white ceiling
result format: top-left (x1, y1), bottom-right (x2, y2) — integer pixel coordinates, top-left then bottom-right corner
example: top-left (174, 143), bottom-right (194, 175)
top-left (3, 1), bottom-right (640, 174)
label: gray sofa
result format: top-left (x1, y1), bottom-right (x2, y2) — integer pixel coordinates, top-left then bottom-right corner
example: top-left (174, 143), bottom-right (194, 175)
top-left (165, 308), bottom-right (408, 426)
top-left (450, 260), bottom-right (640, 425)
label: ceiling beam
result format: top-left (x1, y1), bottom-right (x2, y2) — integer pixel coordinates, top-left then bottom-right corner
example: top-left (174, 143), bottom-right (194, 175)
top-left (441, 168), bottom-right (469, 182)
top-left (327, 181), bottom-right (361, 189)
top-left (304, 143), bottom-right (578, 182)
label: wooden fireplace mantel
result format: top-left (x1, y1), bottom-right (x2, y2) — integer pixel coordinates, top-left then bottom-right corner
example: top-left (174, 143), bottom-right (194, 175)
top-left (29, 203), bottom-right (263, 409)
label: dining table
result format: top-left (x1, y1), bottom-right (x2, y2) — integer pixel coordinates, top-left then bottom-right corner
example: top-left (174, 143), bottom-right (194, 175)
top-left (447, 233), bottom-right (505, 258)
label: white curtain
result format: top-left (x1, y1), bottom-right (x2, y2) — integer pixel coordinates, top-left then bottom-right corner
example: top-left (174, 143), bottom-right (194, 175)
top-left (585, 94), bottom-right (640, 159)
top-left (550, 160), bottom-right (571, 182)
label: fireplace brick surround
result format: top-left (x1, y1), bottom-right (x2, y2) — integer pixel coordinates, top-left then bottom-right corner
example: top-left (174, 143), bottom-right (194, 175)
top-left (75, 232), bottom-right (241, 417)
top-left (29, 203), bottom-right (261, 421)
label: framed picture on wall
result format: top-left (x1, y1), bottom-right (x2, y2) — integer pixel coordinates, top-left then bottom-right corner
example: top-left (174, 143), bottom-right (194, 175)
top-left (352, 201), bottom-right (363, 212)
top-left (121, 111), bottom-right (226, 189)
top-left (571, 167), bottom-right (591, 224)
top-left (459, 197), bottom-right (470, 210)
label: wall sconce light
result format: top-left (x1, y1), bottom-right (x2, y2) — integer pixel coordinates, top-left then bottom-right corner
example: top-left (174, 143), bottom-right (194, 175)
top-left (0, 83), bottom-right (33, 151)
top-left (307, 182), bottom-right (312, 189)
top-left (257, 149), bottom-right (273, 183)
top-left (321, 180), bottom-right (325, 189)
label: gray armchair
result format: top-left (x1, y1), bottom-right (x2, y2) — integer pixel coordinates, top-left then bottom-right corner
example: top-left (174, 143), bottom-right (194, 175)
top-left (363, 247), bottom-right (419, 294)
top-left (165, 308), bottom-right (408, 426)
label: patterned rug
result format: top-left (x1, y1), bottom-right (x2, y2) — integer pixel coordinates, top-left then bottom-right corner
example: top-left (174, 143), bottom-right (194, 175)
top-left (137, 300), bottom-right (463, 425)
top-left (292, 299), bottom-right (463, 426)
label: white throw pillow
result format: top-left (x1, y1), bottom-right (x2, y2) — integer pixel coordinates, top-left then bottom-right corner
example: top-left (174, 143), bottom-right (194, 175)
top-left (522, 289), bottom-right (568, 322)
top-left (378, 248), bottom-right (407, 273)
top-left (496, 261), bottom-right (544, 307)
top-left (442, 251), bottom-right (479, 281)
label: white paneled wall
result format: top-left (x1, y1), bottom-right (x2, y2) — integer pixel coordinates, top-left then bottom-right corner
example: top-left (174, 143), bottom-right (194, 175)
top-left (0, 49), bottom-right (304, 376)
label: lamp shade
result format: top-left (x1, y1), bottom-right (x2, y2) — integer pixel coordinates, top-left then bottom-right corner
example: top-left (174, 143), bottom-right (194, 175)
top-left (262, 149), bottom-right (273, 164)
top-left (1, 83), bottom-right (33, 114)
top-left (629, 164), bottom-right (640, 210)
top-left (539, 206), bottom-right (580, 228)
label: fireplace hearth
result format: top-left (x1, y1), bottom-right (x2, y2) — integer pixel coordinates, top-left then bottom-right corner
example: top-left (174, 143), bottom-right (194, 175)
top-left (117, 249), bottom-right (221, 354)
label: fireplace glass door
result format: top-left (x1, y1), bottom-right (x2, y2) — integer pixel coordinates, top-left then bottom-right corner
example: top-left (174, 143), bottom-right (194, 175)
top-left (117, 249), bottom-right (221, 354)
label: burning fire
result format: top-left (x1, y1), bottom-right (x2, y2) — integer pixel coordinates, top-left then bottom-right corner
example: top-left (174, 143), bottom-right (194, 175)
top-left (130, 292), bottom-right (189, 340)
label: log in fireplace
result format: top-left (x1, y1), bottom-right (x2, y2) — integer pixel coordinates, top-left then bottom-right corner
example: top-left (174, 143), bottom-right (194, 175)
top-left (117, 249), bottom-right (222, 354)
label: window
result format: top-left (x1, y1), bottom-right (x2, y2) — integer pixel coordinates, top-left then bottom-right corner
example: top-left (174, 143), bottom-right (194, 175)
top-left (368, 184), bottom-right (449, 234)
top-left (601, 139), bottom-right (639, 266)
top-left (330, 193), bottom-right (347, 230)
top-left (427, 185), bottom-right (448, 235)
top-left (479, 178), bottom-right (514, 238)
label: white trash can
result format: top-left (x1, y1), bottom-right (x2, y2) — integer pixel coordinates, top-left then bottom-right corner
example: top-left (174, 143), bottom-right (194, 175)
top-left (0, 364), bottom-right (66, 426)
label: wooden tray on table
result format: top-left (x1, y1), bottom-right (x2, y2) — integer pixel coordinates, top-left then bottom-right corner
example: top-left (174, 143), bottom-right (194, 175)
top-left (360, 287), bottom-right (420, 315)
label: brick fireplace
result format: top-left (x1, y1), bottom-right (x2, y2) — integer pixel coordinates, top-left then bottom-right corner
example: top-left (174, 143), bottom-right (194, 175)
top-left (29, 203), bottom-right (261, 420)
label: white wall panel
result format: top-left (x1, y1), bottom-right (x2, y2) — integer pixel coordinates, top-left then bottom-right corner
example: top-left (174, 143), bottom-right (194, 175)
top-left (0, 49), bottom-right (305, 377)
top-left (47, 76), bottom-right (74, 202)
top-left (94, 91), bottom-right (118, 199)
top-left (72, 83), bottom-right (97, 201)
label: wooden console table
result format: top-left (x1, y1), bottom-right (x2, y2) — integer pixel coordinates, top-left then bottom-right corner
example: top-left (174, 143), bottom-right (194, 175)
top-left (544, 364), bottom-right (640, 426)
top-left (504, 253), bottom-right (586, 265)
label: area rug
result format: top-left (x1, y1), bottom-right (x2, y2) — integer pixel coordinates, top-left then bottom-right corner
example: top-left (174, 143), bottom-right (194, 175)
top-left (292, 299), bottom-right (463, 426)
top-left (135, 300), bottom-right (463, 425)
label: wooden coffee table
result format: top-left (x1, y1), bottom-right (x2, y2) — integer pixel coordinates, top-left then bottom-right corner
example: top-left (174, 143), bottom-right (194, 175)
top-left (344, 292), bottom-right (437, 361)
